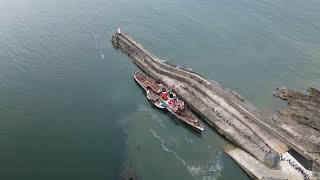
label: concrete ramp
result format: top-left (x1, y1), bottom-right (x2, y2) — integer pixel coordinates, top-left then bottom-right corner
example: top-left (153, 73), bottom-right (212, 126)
top-left (225, 146), bottom-right (301, 180)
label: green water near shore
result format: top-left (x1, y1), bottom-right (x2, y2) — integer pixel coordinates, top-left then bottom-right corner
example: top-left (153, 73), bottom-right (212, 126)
top-left (0, 0), bottom-right (319, 179)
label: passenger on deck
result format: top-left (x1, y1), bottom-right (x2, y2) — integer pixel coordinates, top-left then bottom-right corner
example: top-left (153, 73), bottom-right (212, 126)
top-left (161, 88), bottom-right (168, 100)
top-left (173, 94), bottom-right (178, 101)
top-left (169, 98), bottom-right (174, 105)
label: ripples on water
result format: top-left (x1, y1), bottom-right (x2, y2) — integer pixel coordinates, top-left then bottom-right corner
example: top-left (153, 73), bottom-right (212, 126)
top-left (1, 0), bottom-right (319, 179)
top-left (150, 129), bottom-right (223, 180)
top-left (188, 151), bottom-right (224, 180)
top-left (137, 104), bottom-right (166, 128)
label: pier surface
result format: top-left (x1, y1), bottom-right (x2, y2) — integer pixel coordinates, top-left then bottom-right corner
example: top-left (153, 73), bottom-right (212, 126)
top-left (111, 31), bottom-right (319, 179)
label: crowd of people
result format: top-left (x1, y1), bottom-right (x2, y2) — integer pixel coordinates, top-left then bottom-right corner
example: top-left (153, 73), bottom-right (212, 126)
top-left (181, 85), bottom-right (275, 155)
top-left (280, 155), bottom-right (310, 180)
top-left (183, 84), bottom-right (312, 179)
top-left (142, 57), bottom-right (152, 67)
top-left (139, 52), bottom-right (312, 180)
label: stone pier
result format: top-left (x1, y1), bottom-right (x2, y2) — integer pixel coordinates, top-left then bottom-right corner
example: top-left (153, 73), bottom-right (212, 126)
top-left (111, 31), bottom-right (318, 180)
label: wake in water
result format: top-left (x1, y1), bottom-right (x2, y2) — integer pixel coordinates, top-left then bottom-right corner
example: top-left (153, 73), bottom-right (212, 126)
top-left (138, 104), bottom-right (166, 128)
top-left (150, 129), bottom-right (223, 180)
top-left (184, 137), bottom-right (195, 144)
top-left (100, 50), bottom-right (104, 60)
top-left (188, 150), bottom-right (223, 180)
top-left (93, 34), bottom-right (104, 60)
top-left (150, 129), bottom-right (188, 167)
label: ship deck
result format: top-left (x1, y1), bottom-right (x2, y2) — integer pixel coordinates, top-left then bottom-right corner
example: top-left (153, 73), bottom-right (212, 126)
top-left (134, 71), bottom-right (162, 93)
top-left (134, 71), bottom-right (203, 131)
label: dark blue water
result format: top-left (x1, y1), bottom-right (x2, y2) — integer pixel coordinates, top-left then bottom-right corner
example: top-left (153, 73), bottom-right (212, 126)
top-left (0, 0), bottom-right (319, 179)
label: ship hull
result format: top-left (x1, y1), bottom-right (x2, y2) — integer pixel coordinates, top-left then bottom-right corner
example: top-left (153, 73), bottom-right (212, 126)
top-left (173, 113), bottom-right (204, 132)
top-left (166, 107), bottom-right (204, 132)
top-left (133, 71), bottom-right (204, 132)
top-left (133, 72), bottom-right (165, 109)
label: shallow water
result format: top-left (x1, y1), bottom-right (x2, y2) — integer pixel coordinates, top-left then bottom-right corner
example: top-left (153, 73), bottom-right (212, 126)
top-left (0, 0), bottom-right (319, 179)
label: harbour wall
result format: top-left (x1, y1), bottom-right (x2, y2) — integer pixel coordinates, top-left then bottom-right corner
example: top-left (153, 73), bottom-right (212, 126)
top-left (111, 31), bottom-right (320, 179)
top-left (112, 32), bottom-right (278, 165)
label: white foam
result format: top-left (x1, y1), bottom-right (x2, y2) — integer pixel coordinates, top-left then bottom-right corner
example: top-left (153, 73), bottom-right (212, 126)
top-left (188, 151), bottom-right (223, 180)
top-left (207, 151), bottom-right (223, 179)
top-left (150, 129), bottom-right (223, 180)
top-left (160, 59), bottom-right (167, 63)
top-left (138, 105), bottom-right (166, 128)
top-left (94, 34), bottom-right (104, 60)
top-left (184, 137), bottom-right (194, 144)
top-left (150, 129), bottom-right (188, 167)
top-left (168, 137), bottom-right (178, 147)
top-left (188, 165), bottom-right (204, 176)
top-left (94, 35), bottom-right (98, 49)
top-left (151, 113), bottom-right (166, 128)
top-left (100, 50), bottom-right (104, 60)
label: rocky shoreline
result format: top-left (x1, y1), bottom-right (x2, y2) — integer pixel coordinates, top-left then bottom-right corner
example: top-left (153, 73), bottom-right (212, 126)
top-left (273, 87), bottom-right (320, 178)
top-left (273, 87), bottom-right (320, 132)
top-left (273, 87), bottom-right (320, 153)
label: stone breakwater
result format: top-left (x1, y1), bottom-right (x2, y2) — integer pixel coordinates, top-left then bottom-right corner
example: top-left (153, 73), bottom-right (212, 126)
top-left (112, 31), bottom-right (319, 179)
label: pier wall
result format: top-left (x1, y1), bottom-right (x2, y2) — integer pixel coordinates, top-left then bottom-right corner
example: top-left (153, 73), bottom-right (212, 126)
top-left (112, 33), bottom-right (278, 165)
top-left (111, 32), bottom-right (319, 179)
top-left (118, 34), bottom-right (292, 153)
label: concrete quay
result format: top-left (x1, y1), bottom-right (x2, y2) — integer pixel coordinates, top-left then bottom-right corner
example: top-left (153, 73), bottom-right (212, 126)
top-left (225, 145), bottom-right (311, 180)
top-left (111, 30), bottom-right (318, 180)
